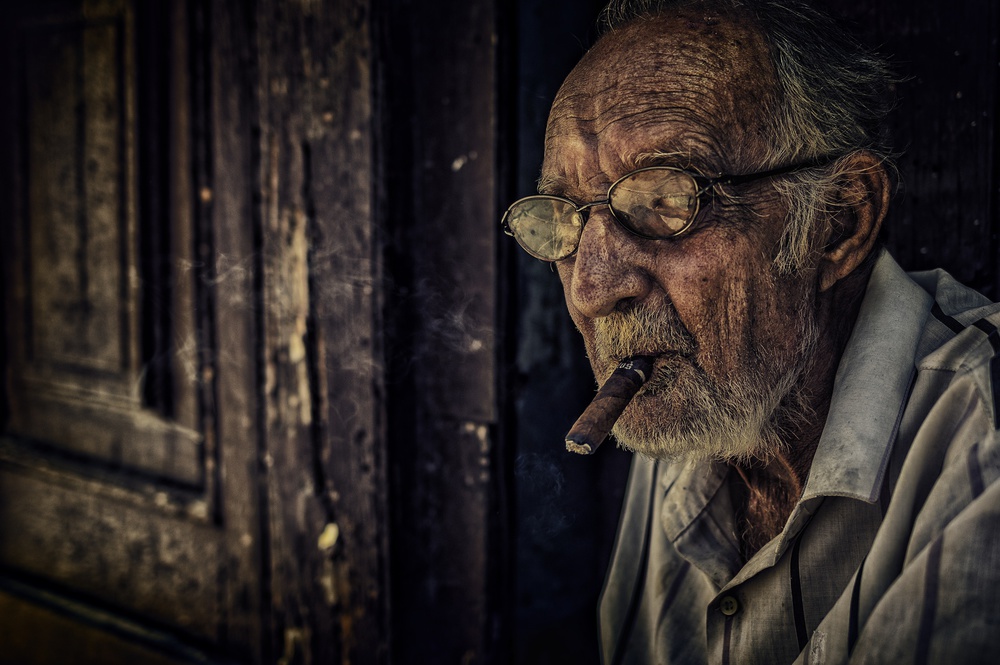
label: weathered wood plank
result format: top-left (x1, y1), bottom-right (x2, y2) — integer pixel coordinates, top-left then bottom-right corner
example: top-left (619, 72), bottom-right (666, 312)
top-left (0, 467), bottom-right (220, 639)
top-left (305, 2), bottom-right (392, 661)
top-left (255, 0), bottom-right (388, 662)
top-left (208, 0), bottom-right (267, 659)
top-left (0, 588), bottom-right (202, 665)
top-left (380, 0), bottom-right (505, 661)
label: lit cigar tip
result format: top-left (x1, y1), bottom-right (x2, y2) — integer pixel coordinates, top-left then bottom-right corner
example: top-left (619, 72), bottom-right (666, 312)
top-left (565, 440), bottom-right (594, 455)
top-left (563, 354), bottom-right (656, 457)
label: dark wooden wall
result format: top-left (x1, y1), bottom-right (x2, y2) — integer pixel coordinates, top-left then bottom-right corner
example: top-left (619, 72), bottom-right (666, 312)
top-left (821, 0), bottom-right (1000, 298)
top-left (379, 0), bottom-right (507, 662)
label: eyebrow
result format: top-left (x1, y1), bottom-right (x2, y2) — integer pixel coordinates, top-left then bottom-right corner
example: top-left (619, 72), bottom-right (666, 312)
top-left (630, 150), bottom-right (696, 171)
top-left (535, 171), bottom-right (564, 196)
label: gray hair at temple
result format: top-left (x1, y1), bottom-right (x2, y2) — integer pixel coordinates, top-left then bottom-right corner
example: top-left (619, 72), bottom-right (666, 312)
top-left (599, 0), bottom-right (896, 273)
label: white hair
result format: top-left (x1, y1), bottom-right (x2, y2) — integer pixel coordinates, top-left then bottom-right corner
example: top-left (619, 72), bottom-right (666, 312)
top-left (599, 0), bottom-right (896, 272)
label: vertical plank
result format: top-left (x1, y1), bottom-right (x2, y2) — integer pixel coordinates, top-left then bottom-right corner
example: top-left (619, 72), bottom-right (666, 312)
top-left (207, 0), bottom-right (266, 659)
top-left (256, 0), bottom-right (389, 662)
top-left (251, 0), bottom-right (320, 660)
top-left (379, 0), bottom-right (506, 662)
top-left (306, 2), bottom-right (391, 660)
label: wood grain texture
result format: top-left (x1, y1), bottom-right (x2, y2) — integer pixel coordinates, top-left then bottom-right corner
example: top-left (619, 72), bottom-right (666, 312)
top-left (0, 469), bottom-right (220, 639)
top-left (208, 0), bottom-right (267, 659)
top-left (254, 0), bottom-right (389, 661)
top-left (0, 1), bottom-right (266, 661)
top-left (379, 0), bottom-right (507, 662)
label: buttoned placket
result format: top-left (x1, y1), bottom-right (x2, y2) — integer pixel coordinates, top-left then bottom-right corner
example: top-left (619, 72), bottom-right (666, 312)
top-left (699, 494), bottom-right (824, 665)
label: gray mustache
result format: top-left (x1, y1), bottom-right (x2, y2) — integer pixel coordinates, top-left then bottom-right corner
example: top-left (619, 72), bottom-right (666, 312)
top-left (593, 302), bottom-right (698, 366)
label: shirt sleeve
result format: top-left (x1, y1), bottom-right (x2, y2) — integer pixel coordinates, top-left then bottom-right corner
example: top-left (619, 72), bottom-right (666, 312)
top-left (797, 371), bottom-right (1000, 665)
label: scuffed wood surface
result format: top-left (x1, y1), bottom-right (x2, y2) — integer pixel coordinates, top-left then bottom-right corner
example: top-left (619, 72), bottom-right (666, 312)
top-left (209, 0), bottom-right (268, 658)
top-left (380, 0), bottom-right (505, 662)
top-left (255, 0), bottom-right (389, 661)
top-left (0, 468), bottom-right (220, 639)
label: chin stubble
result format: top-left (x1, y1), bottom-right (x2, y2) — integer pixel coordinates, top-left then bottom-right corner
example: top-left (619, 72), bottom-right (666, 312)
top-left (592, 301), bottom-right (819, 463)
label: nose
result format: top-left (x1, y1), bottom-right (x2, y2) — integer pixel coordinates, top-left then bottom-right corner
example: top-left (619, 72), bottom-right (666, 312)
top-left (565, 208), bottom-right (653, 319)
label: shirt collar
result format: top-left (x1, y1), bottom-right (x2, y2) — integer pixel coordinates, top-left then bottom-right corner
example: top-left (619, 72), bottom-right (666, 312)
top-left (657, 251), bottom-right (932, 583)
top-left (801, 250), bottom-right (933, 504)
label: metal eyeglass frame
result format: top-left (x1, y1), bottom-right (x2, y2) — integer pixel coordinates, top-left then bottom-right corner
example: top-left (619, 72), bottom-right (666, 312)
top-left (501, 154), bottom-right (840, 261)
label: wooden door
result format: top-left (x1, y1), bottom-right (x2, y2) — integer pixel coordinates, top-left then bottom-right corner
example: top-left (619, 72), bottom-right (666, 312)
top-left (0, 1), bottom-right (262, 661)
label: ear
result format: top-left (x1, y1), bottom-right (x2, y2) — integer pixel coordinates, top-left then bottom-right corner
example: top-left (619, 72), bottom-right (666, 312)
top-left (817, 151), bottom-right (891, 292)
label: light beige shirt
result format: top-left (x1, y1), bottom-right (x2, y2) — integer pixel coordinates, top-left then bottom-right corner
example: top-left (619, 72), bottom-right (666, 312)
top-left (599, 251), bottom-right (1000, 664)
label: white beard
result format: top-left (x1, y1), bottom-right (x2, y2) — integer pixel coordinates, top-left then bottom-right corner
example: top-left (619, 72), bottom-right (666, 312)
top-left (590, 298), bottom-right (819, 464)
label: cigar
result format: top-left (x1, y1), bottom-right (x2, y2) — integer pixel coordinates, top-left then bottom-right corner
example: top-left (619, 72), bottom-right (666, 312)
top-left (565, 355), bottom-right (656, 455)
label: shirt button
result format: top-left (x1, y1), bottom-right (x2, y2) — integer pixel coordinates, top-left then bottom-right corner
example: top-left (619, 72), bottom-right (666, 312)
top-left (720, 595), bottom-right (739, 616)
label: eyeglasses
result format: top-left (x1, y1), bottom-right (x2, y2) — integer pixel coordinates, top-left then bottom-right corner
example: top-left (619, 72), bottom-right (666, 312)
top-left (501, 156), bottom-right (838, 261)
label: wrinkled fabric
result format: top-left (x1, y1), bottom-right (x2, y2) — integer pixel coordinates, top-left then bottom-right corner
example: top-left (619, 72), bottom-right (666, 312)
top-left (599, 251), bottom-right (1000, 664)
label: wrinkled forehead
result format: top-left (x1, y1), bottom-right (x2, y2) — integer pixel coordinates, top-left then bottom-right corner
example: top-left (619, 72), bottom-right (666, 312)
top-left (543, 11), bottom-right (777, 177)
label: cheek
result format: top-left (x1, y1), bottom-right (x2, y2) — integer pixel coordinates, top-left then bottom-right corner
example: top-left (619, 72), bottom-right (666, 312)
top-left (556, 258), bottom-right (598, 340)
top-left (692, 274), bottom-right (812, 381)
top-left (660, 236), bottom-right (780, 373)
top-left (555, 259), bottom-right (579, 320)
top-left (679, 277), bottom-right (753, 374)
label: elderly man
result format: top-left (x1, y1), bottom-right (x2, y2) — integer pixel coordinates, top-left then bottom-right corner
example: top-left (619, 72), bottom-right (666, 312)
top-left (502, 0), bottom-right (1000, 662)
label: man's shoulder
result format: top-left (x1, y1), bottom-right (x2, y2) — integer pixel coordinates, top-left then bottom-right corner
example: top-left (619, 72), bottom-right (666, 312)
top-left (907, 267), bottom-right (1000, 374)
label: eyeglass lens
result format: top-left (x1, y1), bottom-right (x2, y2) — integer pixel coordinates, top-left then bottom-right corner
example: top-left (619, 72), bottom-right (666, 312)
top-left (505, 197), bottom-right (584, 260)
top-left (610, 169), bottom-right (698, 238)
top-left (505, 168), bottom-right (700, 261)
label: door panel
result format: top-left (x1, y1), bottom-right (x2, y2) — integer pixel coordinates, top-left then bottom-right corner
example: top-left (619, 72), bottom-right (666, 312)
top-left (6, 0), bottom-right (203, 485)
top-left (0, 468), bottom-right (219, 639)
top-left (0, 0), bottom-right (261, 660)
top-left (0, 587), bottom-right (198, 665)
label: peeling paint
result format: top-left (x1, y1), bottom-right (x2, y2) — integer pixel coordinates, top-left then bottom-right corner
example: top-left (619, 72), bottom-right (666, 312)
top-left (318, 522), bottom-right (340, 551)
top-left (188, 501), bottom-right (208, 520)
top-left (450, 151), bottom-right (480, 171)
top-left (277, 628), bottom-right (308, 665)
top-left (320, 557), bottom-right (338, 606)
top-left (287, 207), bottom-right (313, 425)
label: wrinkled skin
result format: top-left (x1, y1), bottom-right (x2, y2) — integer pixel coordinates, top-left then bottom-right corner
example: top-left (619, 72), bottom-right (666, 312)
top-left (541, 11), bottom-right (889, 551)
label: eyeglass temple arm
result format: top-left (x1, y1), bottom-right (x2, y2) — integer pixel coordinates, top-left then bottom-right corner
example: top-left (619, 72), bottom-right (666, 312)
top-left (709, 153), bottom-right (842, 189)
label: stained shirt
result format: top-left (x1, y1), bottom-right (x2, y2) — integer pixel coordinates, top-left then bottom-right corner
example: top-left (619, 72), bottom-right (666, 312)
top-left (598, 251), bottom-right (1000, 665)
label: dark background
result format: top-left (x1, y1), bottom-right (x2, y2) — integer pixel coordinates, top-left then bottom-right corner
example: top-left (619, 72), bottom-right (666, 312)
top-left (0, 0), bottom-right (996, 664)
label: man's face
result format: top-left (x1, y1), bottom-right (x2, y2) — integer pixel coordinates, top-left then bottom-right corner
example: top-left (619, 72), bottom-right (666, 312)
top-left (542, 14), bottom-right (821, 462)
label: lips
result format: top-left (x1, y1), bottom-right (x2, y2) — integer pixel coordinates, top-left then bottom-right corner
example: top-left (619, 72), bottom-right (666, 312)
top-left (630, 351), bottom-right (697, 393)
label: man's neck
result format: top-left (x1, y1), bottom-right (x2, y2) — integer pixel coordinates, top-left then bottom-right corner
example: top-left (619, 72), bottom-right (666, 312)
top-left (731, 263), bottom-right (873, 559)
